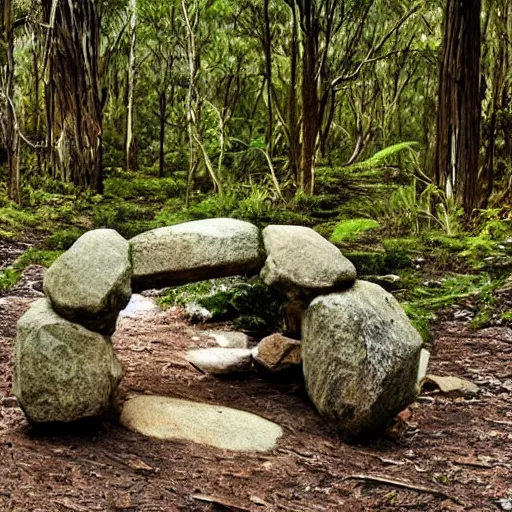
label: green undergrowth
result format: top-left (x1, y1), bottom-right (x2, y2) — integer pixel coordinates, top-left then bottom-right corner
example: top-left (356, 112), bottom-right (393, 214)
top-left (0, 248), bottom-right (62, 291)
top-left (329, 218), bottom-right (380, 244)
top-left (158, 277), bottom-right (282, 334)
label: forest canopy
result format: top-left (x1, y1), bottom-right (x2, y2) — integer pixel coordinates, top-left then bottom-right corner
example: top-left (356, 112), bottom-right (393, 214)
top-left (0, 0), bottom-right (511, 226)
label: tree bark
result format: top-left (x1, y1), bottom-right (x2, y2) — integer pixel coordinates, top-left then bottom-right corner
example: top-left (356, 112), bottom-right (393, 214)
top-left (434, 0), bottom-right (482, 214)
top-left (44, 0), bottom-right (104, 193)
top-left (263, 0), bottom-right (273, 154)
top-left (299, 0), bottom-right (319, 194)
top-left (0, 0), bottom-right (20, 204)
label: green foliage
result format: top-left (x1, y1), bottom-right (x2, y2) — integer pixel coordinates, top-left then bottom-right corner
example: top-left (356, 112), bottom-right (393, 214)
top-left (44, 229), bottom-right (86, 250)
top-left (401, 303), bottom-right (434, 343)
top-left (0, 248), bottom-right (62, 291)
top-left (158, 277), bottom-right (281, 334)
top-left (340, 142), bottom-right (420, 173)
top-left (92, 201), bottom-right (159, 239)
top-left (103, 176), bottom-right (186, 201)
top-left (344, 251), bottom-right (388, 275)
top-left (501, 309), bottom-right (512, 324)
top-left (368, 181), bottom-right (463, 236)
top-left (330, 218), bottom-right (380, 244)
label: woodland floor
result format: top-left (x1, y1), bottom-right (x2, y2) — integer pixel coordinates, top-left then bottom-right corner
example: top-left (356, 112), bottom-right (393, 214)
top-left (0, 262), bottom-right (512, 511)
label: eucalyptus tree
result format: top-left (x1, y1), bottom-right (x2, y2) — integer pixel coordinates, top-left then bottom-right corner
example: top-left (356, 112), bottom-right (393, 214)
top-left (481, 0), bottom-right (512, 205)
top-left (434, 0), bottom-right (482, 214)
top-left (41, 0), bottom-right (104, 192)
top-left (125, 0), bottom-right (137, 170)
top-left (0, 0), bottom-right (20, 203)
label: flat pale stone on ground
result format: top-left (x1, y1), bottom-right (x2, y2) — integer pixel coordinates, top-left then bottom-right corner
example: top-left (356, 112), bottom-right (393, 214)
top-left (260, 225), bottom-right (356, 300)
top-left (120, 395), bottom-right (283, 452)
top-left (208, 330), bottom-right (250, 349)
top-left (253, 334), bottom-right (301, 372)
top-left (186, 348), bottom-right (253, 374)
top-left (13, 299), bottom-right (123, 423)
top-left (43, 229), bottom-right (132, 334)
top-left (130, 218), bottom-right (263, 291)
top-left (119, 294), bottom-right (159, 319)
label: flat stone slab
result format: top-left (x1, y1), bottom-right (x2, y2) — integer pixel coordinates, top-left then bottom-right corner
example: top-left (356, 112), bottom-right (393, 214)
top-left (130, 218), bottom-right (263, 291)
top-left (186, 348), bottom-right (253, 375)
top-left (120, 395), bottom-right (283, 452)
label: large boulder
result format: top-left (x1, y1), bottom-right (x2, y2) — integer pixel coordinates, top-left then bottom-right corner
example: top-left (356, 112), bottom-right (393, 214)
top-left (260, 225), bottom-right (356, 301)
top-left (130, 218), bottom-right (264, 291)
top-left (43, 229), bottom-right (132, 335)
top-left (13, 299), bottom-right (123, 423)
top-left (302, 281), bottom-right (422, 439)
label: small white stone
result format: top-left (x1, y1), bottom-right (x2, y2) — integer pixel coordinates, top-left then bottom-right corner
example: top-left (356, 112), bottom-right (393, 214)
top-left (208, 330), bottom-right (250, 349)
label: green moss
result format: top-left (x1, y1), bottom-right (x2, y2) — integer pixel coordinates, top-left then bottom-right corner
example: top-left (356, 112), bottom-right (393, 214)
top-left (330, 218), bottom-right (380, 244)
top-left (313, 221), bottom-right (338, 240)
top-left (345, 251), bottom-right (388, 275)
top-left (103, 176), bottom-right (186, 202)
top-left (0, 229), bottom-right (15, 239)
top-left (401, 303), bottom-right (434, 343)
top-left (93, 202), bottom-right (161, 238)
top-left (45, 229), bottom-right (85, 250)
top-left (501, 309), bottom-right (512, 323)
top-left (158, 277), bottom-right (281, 334)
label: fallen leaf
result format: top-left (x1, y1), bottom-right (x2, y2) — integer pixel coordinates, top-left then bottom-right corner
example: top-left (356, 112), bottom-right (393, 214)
top-left (421, 375), bottom-right (479, 397)
top-left (192, 494), bottom-right (251, 511)
top-left (128, 459), bottom-right (154, 472)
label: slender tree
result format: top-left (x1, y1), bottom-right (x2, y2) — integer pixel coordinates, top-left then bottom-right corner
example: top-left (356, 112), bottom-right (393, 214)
top-left (126, 0), bottom-right (138, 171)
top-left (0, 0), bottom-right (20, 204)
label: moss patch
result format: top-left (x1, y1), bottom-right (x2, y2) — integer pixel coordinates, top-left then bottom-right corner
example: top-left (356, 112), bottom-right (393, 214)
top-left (330, 218), bottom-right (380, 244)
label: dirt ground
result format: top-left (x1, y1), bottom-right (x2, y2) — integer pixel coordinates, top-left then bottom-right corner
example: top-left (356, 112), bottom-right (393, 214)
top-left (1, 275), bottom-right (511, 511)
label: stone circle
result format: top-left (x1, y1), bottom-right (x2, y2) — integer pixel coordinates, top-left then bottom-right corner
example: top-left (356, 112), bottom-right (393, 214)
top-left (13, 219), bottom-right (424, 442)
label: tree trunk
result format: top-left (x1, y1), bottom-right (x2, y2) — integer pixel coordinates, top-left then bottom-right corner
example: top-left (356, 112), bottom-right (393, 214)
top-left (263, 0), bottom-right (273, 154)
top-left (126, 0), bottom-right (138, 171)
top-left (300, 1), bottom-right (319, 194)
top-left (288, 3), bottom-right (301, 184)
top-left (434, 0), bottom-right (482, 214)
top-left (158, 91), bottom-right (166, 178)
top-left (0, 0), bottom-right (20, 204)
top-left (44, 0), bottom-right (104, 193)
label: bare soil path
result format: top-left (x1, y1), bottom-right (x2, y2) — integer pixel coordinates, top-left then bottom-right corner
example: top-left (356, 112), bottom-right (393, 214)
top-left (0, 270), bottom-right (511, 511)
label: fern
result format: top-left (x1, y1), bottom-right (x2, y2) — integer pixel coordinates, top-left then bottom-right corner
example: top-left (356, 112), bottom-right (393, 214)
top-left (327, 141), bottom-right (420, 174)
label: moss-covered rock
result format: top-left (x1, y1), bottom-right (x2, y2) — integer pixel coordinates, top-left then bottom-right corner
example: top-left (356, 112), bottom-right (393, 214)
top-left (13, 299), bottom-right (123, 423)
